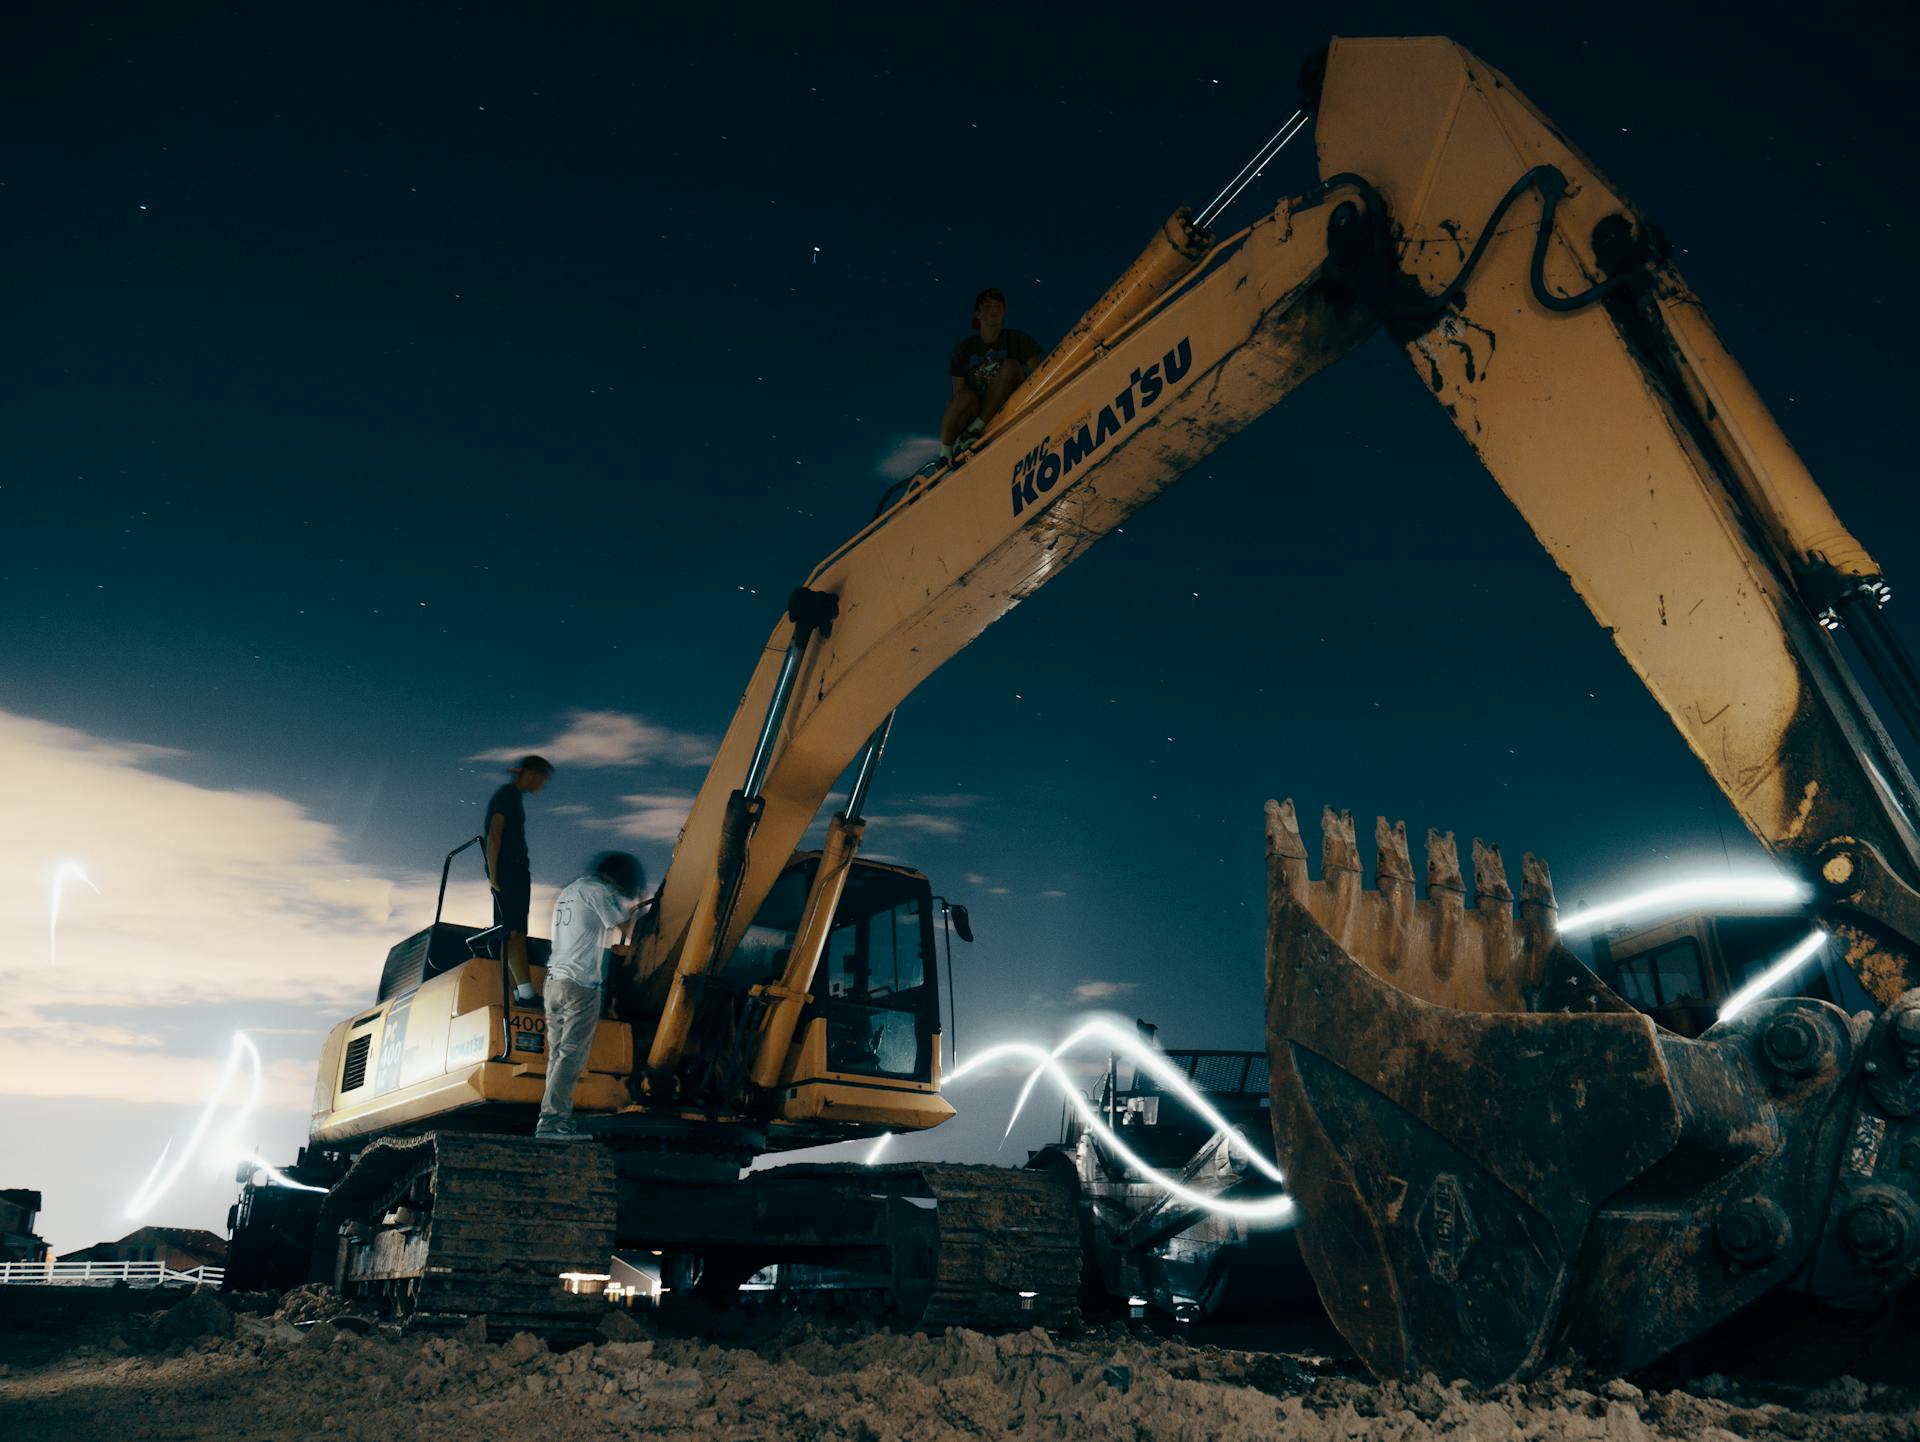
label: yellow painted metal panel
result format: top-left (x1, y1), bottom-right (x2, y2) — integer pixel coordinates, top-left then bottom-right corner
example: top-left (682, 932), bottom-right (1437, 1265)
top-left (1316, 36), bottom-right (1919, 877)
top-left (778, 1080), bottom-right (956, 1129)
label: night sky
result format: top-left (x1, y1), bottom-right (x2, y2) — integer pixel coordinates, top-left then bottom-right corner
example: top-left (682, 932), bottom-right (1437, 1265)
top-left (6, 3), bottom-right (1918, 1254)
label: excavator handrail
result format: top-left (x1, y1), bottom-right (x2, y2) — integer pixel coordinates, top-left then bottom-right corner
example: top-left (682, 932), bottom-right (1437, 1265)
top-left (432, 833), bottom-right (486, 931)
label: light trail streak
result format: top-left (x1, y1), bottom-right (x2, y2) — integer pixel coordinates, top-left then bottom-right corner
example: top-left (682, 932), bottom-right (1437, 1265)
top-left (1718, 929), bottom-right (1830, 1022)
top-left (998, 1019), bottom-right (1288, 1187)
top-left (48, 860), bottom-right (100, 968)
top-left (237, 1152), bottom-right (328, 1194)
top-left (950, 1037), bottom-right (1293, 1224)
top-left (125, 1033), bottom-right (310, 1217)
top-left (1555, 873), bottom-right (1809, 937)
top-left (864, 1132), bottom-right (894, 1165)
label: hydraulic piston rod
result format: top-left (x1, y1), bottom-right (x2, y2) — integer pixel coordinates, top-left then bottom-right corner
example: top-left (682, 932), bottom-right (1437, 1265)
top-left (645, 588), bottom-right (840, 1091)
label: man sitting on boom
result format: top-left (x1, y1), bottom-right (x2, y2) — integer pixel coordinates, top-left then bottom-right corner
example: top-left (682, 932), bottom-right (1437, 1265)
top-left (936, 287), bottom-right (1042, 468)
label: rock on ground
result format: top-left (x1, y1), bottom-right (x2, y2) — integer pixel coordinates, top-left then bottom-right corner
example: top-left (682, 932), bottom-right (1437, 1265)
top-left (0, 1295), bottom-right (1916, 1442)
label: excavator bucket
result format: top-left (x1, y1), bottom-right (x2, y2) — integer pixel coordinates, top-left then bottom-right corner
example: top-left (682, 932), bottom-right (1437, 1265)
top-left (1262, 800), bottom-right (1919, 1387)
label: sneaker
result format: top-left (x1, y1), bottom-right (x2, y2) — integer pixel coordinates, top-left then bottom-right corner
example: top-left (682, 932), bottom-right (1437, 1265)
top-left (534, 1125), bottom-right (591, 1143)
top-left (513, 984), bottom-right (542, 1010)
top-left (963, 417), bottom-right (986, 439)
top-left (917, 455), bottom-right (949, 480)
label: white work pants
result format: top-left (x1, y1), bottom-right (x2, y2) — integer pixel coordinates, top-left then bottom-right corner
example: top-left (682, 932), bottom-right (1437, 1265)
top-left (537, 978), bottom-right (601, 1131)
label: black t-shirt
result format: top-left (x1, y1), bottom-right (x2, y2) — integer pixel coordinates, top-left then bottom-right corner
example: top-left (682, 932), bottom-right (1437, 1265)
top-left (485, 782), bottom-right (529, 878)
top-left (949, 330), bottom-right (1042, 394)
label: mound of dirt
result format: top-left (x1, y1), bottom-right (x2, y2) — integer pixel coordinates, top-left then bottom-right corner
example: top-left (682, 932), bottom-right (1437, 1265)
top-left (1, 1293), bottom-right (1916, 1442)
top-left (154, 1289), bottom-right (231, 1344)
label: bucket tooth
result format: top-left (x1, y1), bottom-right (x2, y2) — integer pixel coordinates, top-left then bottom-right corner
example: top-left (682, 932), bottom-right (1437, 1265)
top-left (1321, 806), bottom-right (1360, 876)
top-left (1321, 807), bottom-right (1361, 937)
top-left (1426, 828), bottom-right (1464, 896)
top-left (1264, 798), bottom-right (1310, 900)
top-left (1375, 816), bottom-right (1413, 887)
top-left (1520, 852), bottom-right (1556, 908)
top-left (1471, 838), bottom-right (1513, 905)
top-left (1426, 828), bottom-right (1465, 981)
top-left (1472, 839), bottom-right (1515, 991)
top-left (1520, 852), bottom-right (1558, 928)
top-left (1519, 852), bottom-right (1559, 988)
top-left (1375, 817), bottom-right (1415, 975)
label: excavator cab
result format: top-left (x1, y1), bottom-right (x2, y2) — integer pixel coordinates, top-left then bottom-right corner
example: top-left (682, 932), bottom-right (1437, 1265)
top-left (815, 864), bottom-right (940, 1081)
top-left (723, 853), bottom-right (943, 1087)
top-left (1591, 909), bottom-right (1874, 1038)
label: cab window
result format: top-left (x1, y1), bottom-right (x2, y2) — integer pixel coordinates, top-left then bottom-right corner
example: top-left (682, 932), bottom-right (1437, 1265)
top-left (1614, 937), bottom-right (1707, 1009)
top-left (819, 877), bottom-right (934, 1079)
top-left (825, 895), bottom-right (927, 1002)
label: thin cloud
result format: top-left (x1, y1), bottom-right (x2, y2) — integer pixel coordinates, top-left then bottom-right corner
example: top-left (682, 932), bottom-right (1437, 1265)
top-left (1072, 980), bottom-right (1138, 1002)
top-left (470, 709), bottom-right (712, 769)
top-left (0, 707), bottom-right (547, 1094)
top-left (6, 1043), bottom-right (316, 1112)
top-left (1039, 888), bottom-right (1069, 897)
top-left (0, 707), bottom-right (548, 1254)
top-left (865, 812), bottom-right (965, 838)
top-left (597, 791), bottom-right (698, 843)
top-left (4, 711), bottom-right (397, 1017)
top-left (875, 434), bottom-right (939, 480)
top-left (546, 803), bottom-right (593, 817)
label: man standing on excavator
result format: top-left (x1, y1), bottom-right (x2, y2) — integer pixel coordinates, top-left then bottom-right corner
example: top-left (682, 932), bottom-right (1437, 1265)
top-left (536, 851), bottom-right (645, 1141)
top-left (485, 754), bottom-right (552, 1007)
top-left (937, 288), bottom-right (1043, 467)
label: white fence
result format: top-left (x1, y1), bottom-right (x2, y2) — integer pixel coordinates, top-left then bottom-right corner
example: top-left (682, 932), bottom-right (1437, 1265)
top-left (0, 1259), bottom-right (224, 1288)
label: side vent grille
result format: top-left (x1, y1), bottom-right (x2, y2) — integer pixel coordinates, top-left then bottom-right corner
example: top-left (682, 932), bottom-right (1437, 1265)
top-left (341, 1033), bottom-right (373, 1092)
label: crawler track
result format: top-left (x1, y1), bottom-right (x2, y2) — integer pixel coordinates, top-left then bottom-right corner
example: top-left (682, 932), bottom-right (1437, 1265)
top-left (318, 1132), bottom-right (615, 1340)
top-left (903, 1163), bottom-right (1085, 1330)
top-left (318, 1136), bottom-right (1082, 1337)
top-left (704, 1160), bottom-right (1086, 1330)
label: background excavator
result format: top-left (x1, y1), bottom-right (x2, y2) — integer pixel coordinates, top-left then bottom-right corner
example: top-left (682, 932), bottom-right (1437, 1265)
top-left (228, 35), bottom-right (1920, 1384)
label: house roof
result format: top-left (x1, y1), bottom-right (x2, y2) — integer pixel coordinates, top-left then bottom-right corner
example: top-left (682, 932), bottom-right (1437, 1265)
top-left (60, 1225), bottom-right (229, 1261)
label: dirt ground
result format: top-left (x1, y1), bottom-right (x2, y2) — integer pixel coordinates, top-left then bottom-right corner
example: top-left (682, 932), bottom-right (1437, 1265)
top-left (2, 1285), bottom-right (1916, 1442)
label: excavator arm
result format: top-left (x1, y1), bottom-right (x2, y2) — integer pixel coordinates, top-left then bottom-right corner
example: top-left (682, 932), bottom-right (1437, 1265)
top-left (1310, 37), bottom-right (1920, 996)
top-left (1263, 37), bottom-right (1920, 1386)
top-left (619, 33), bottom-right (1920, 1382)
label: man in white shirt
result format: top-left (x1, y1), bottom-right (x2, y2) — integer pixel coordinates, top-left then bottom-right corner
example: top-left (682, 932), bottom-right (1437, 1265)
top-left (535, 851), bottom-right (645, 1142)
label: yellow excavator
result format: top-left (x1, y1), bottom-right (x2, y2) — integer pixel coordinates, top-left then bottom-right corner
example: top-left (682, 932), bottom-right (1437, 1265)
top-left (228, 36), bottom-right (1920, 1382)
